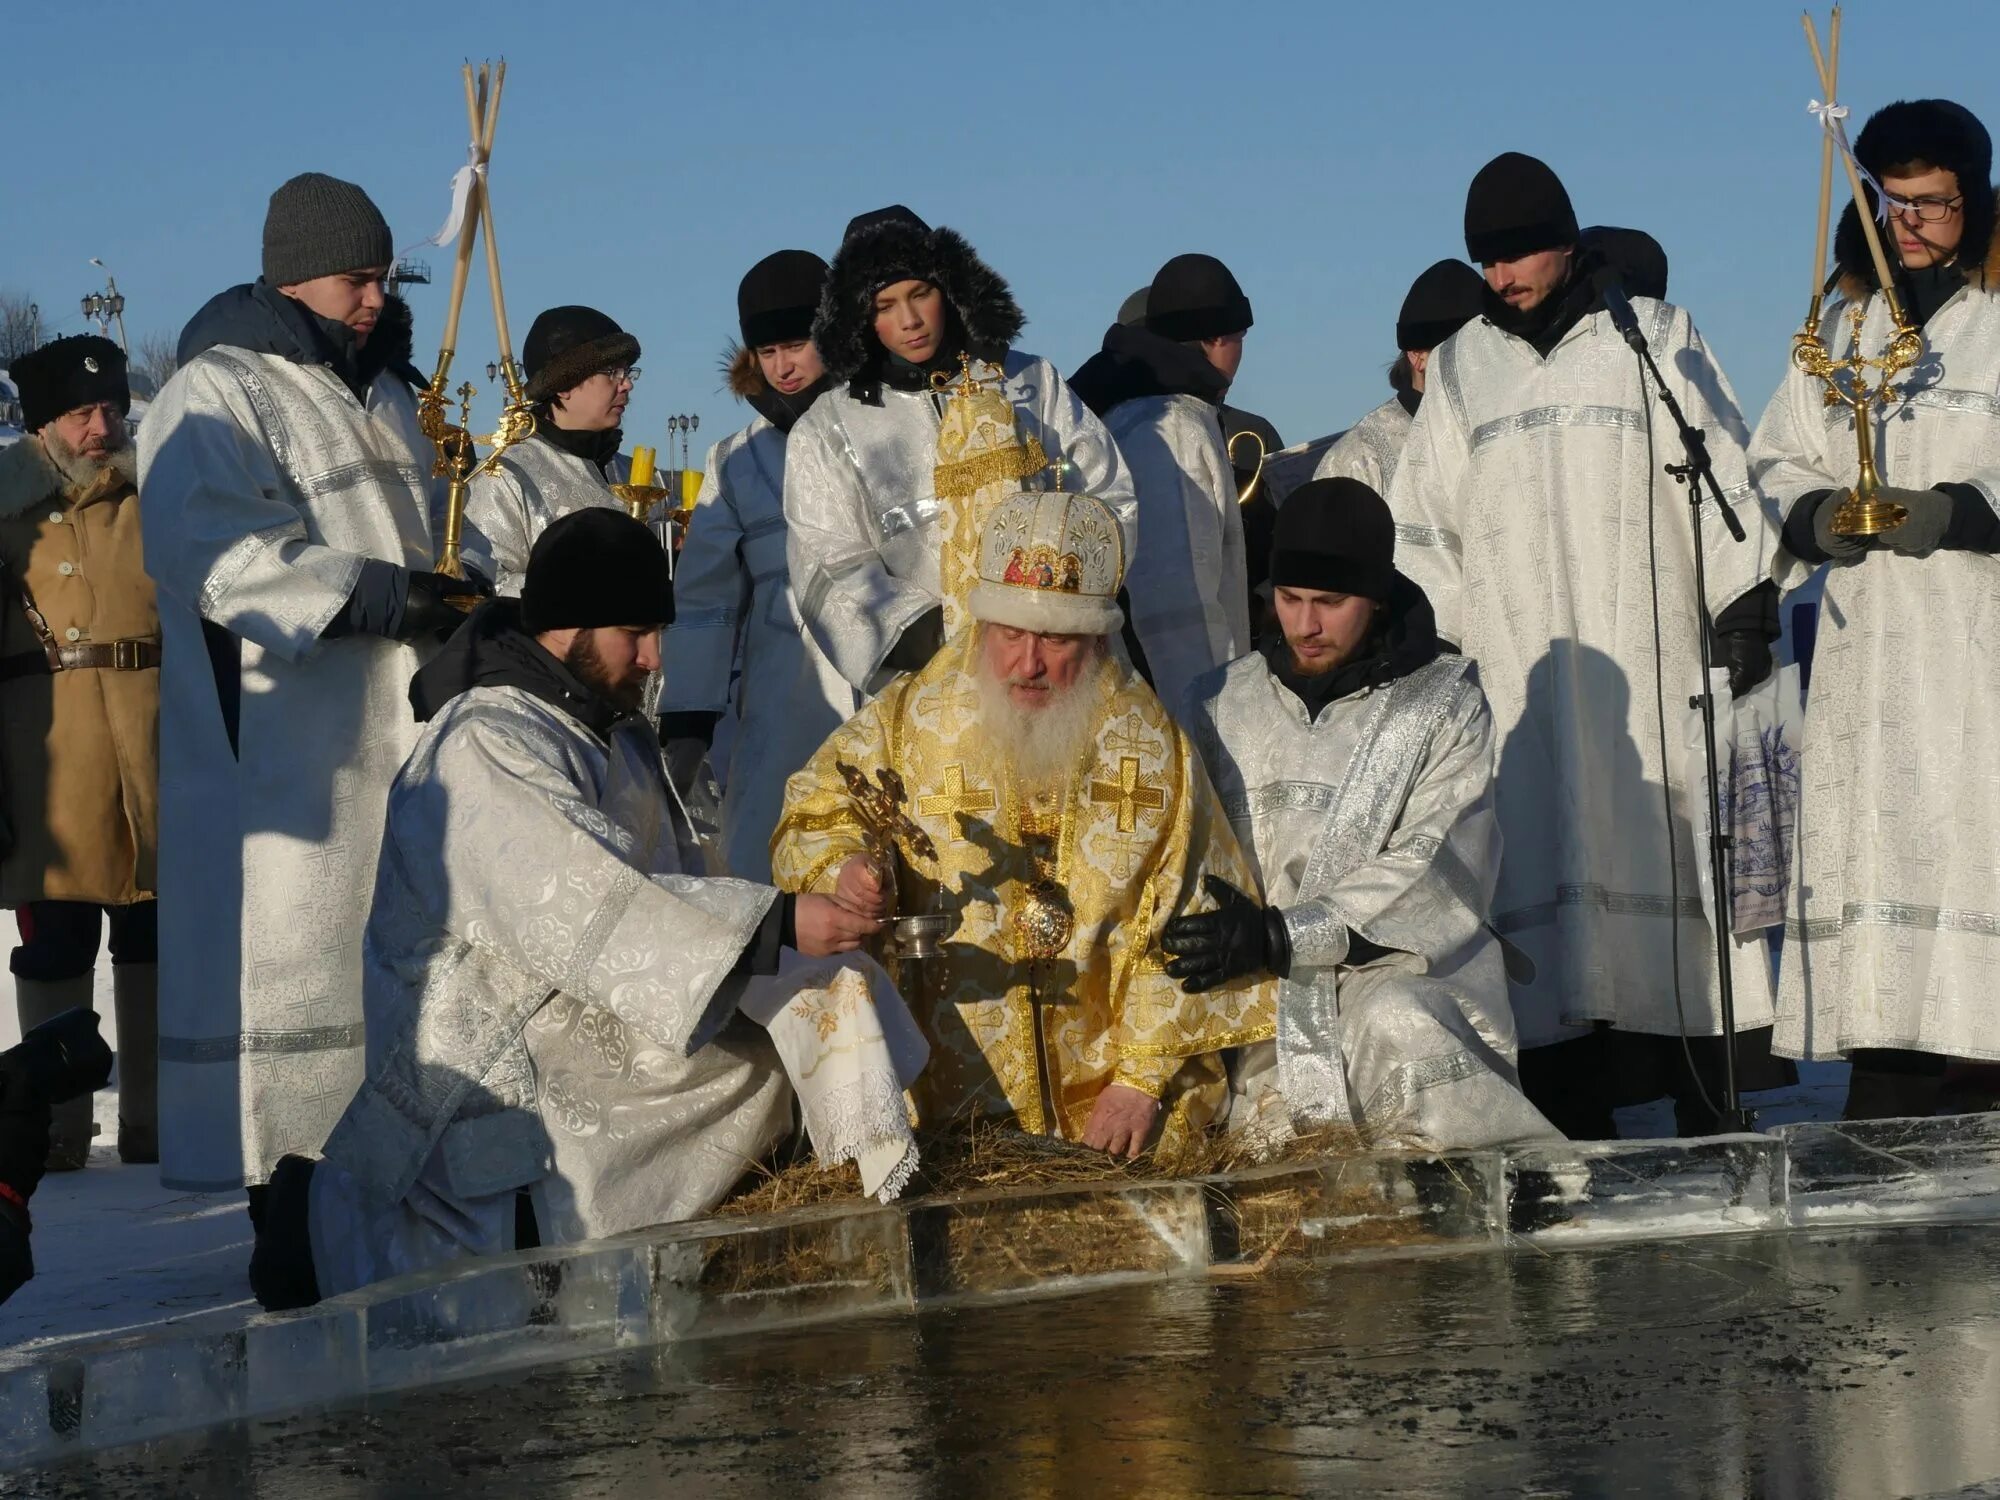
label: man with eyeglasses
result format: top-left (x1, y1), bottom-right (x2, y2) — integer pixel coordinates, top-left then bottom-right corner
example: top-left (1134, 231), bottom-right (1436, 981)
top-left (1385, 152), bottom-right (1784, 1140)
top-left (464, 305), bottom-right (647, 596)
top-left (140, 172), bottom-right (476, 1219)
top-left (1, 336), bottom-right (160, 1170)
top-left (1750, 99), bottom-right (2000, 1119)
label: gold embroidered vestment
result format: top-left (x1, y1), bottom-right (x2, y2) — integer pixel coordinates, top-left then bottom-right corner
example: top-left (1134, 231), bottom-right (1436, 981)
top-left (771, 635), bottom-right (1275, 1144)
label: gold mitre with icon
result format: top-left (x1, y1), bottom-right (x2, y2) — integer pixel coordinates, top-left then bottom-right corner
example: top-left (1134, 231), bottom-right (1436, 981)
top-left (968, 490), bottom-right (1126, 638)
top-left (932, 356), bottom-right (1050, 633)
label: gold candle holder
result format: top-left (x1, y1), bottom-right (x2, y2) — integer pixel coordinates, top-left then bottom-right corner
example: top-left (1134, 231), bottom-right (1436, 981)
top-left (1791, 304), bottom-right (1923, 537)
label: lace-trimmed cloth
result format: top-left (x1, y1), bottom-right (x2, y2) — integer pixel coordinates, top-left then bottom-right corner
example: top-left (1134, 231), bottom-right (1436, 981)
top-left (741, 954), bottom-right (929, 1202)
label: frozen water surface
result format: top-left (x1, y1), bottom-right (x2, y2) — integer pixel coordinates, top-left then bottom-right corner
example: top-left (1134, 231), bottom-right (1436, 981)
top-left (11, 1222), bottom-right (2000, 1499)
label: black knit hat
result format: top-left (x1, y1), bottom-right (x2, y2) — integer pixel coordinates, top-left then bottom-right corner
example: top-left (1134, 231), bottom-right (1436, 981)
top-left (813, 206), bottom-right (1025, 386)
top-left (521, 507), bottom-right (673, 633)
top-left (1270, 477), bottom-right (1396, 602)
top-left (738, 250), bottom-right (829, 348)
top-left (262, 172), bottom-right (394, 286)
top-left (1464, 152), bottom-right (1579, 264)
top-left (522, 306), bottom-right (641, 404)
top-left (1145, 254), bottom-right (1253, 342)
top-left (13, 335), bottom-right (130, 433)
top-left (1836, 98), bottom-right (1995, 286)
top-left (1395, 260), bottom-right (1486, 352)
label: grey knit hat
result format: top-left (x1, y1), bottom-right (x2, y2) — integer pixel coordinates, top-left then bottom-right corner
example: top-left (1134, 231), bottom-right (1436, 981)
top-left (262, 173), bottom-right (394, 286)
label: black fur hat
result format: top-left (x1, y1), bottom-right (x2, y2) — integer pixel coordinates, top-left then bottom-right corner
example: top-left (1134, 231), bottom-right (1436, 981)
top-left (13, 335), bottom-right (129, 432)
top-left (813, 205), bottom-right (1025, 390)
top-left (523, 306), bottom-right (640, 404)
top-left (1835, 99), bottom-right (1995, 288)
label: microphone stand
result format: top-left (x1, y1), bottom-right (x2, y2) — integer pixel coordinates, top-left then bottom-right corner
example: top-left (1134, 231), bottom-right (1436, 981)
top-left (1611, 307), bottom-right (1755, 1133)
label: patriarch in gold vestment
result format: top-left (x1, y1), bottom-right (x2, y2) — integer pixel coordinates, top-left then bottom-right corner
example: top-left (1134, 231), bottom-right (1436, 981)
top-left (772, 489), bottom-right (1274, 1159)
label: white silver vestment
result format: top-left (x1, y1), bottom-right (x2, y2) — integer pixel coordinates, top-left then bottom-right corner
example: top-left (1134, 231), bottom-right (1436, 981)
top-left (463, 434), bottom-right (628, 597)
top-left (139, 349), bottom-right (439, 1189)
top-left (1387, 299), bottom-right (1779, 1047)
top-left (1751, 280), bottom-right (2000, 1061)
top-left (310, 684), bottom-right (788, 1296)
top-left (661, 418), bottom-right (856, 880)
top-left (783, 352), bottom-right (1134, 695)
top-left (1313, 396), bottom-right (1413, 494)
top-left (1111, 393), bottom-right (1251, 711)
top-left (1184, 654), bottom-right (1559, 1150)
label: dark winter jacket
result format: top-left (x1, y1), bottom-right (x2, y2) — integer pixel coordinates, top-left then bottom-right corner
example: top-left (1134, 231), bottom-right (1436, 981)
top-left (178, 281), bottom-right (423, 401)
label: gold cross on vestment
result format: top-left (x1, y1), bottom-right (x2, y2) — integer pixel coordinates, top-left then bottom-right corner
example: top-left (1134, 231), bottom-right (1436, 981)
top-left (916, 764), bottom-right (999, 827)
top-left (1089, 756), bottom-right (1167, 833)
top-left (1103, 710), bottom-right (1159, 761)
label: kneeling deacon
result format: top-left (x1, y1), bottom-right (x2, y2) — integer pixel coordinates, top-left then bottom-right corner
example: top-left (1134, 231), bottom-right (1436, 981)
top-left (1167, 479), bottom-right (1559, 1151)
top-left (252, 509), bottom-right (893, 1309)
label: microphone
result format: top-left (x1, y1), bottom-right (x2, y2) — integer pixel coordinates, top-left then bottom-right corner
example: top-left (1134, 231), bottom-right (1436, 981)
top-left (1592, 264), bottom-right (1647, 352)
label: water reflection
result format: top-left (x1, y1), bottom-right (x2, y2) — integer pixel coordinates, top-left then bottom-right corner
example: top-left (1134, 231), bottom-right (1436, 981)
top-left (18, 1225), bottom-right (2000, 1499)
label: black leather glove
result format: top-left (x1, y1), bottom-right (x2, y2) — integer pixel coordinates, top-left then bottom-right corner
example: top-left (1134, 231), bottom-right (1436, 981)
top-left (882, 605), bottom-right (945, 675)
top-left (323, 560), bottom-right (488, 643)
top-left (1718, 630), bottom-right (1772, 699)
top-left (399, 569), bottom-right (490, 642)
top-left (1711, 581), bottom-right (1778, 699)
top-left (1161, 876), bottom-right (1290, 993)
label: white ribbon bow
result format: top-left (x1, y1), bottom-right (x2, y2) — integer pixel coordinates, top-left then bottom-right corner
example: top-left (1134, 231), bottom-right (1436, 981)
top-left (396, 143), bottom-right (487, 259)
top-left (1808, 97), bottom-right (1903, 222)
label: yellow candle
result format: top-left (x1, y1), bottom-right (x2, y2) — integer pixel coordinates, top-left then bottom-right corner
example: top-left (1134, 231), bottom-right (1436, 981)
top-left (629, 445), bottom-right (655, 488)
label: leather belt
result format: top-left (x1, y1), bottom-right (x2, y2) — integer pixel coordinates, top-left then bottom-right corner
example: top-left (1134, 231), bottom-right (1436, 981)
top-left (0, 638), bottom-right (160, 683)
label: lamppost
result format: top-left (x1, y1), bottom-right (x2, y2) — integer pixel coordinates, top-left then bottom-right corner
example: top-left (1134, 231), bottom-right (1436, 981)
top-left (485, 361), bottom-right (498, 383)
top-left (84, 259), bottom-right (129, 352)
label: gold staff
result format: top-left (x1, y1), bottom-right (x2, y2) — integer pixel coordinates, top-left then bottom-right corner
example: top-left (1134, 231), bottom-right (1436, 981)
top-left (422, 63), bottom-right (500, 581)
top-left (467, 61), bottom-right (536, 483)
top-left (1791, 9), bottom-right (1925, 537)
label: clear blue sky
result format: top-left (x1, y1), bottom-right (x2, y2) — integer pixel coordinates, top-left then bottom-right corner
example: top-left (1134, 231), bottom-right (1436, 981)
top-left (7, 1), bottom-right (1993, 452)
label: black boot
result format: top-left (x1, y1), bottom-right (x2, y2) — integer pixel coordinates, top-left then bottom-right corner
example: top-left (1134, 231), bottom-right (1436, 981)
top-left (249, 1155), bottom-right (323, 1311)
top-left (1518, 1031), bottom-right (1619, 1140)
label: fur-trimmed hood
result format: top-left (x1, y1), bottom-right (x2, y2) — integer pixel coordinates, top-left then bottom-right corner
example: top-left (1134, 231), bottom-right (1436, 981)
top-left (0, 433), bottom-right (137, 518)
top-left (1837, 198), bottom-right (2000, 300)
top-left (724, 342), bottom-right (765, 399)
top-left (717, 341), bottom-right (831, 433)
top-left (812, 212), bottom-right (1025, 394)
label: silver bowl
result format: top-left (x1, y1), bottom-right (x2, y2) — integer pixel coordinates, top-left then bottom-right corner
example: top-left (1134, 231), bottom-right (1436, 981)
top-left (891, 911), bottom-right (954, 961)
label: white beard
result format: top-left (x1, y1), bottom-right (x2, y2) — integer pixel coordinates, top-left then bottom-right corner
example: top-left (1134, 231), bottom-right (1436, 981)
top-left (41, 427), bottom-right (136, 492)
top-left (972, 654), bottom-right (1108, 791)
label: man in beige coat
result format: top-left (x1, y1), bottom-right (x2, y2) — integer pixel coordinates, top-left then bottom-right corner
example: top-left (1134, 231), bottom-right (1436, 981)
top-left (0, 335), bottom-right (159, 1168)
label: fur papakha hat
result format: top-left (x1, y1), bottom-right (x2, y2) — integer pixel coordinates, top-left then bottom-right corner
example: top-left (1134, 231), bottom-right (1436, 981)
top-left (813, 205), bottom-right (1025, 390)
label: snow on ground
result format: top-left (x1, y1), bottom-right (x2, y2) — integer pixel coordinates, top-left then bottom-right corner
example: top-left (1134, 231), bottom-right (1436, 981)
top-left (0, 959), bottom-right (1849, 1358)
top-left (0, 961), bottom-right (252, 1355)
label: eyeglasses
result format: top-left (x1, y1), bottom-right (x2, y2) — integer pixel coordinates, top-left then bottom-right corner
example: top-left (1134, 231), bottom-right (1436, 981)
top-left (1886, 194), bottom-right (1963, 223)
top-left (597, 367), bottom-right (640, 387)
